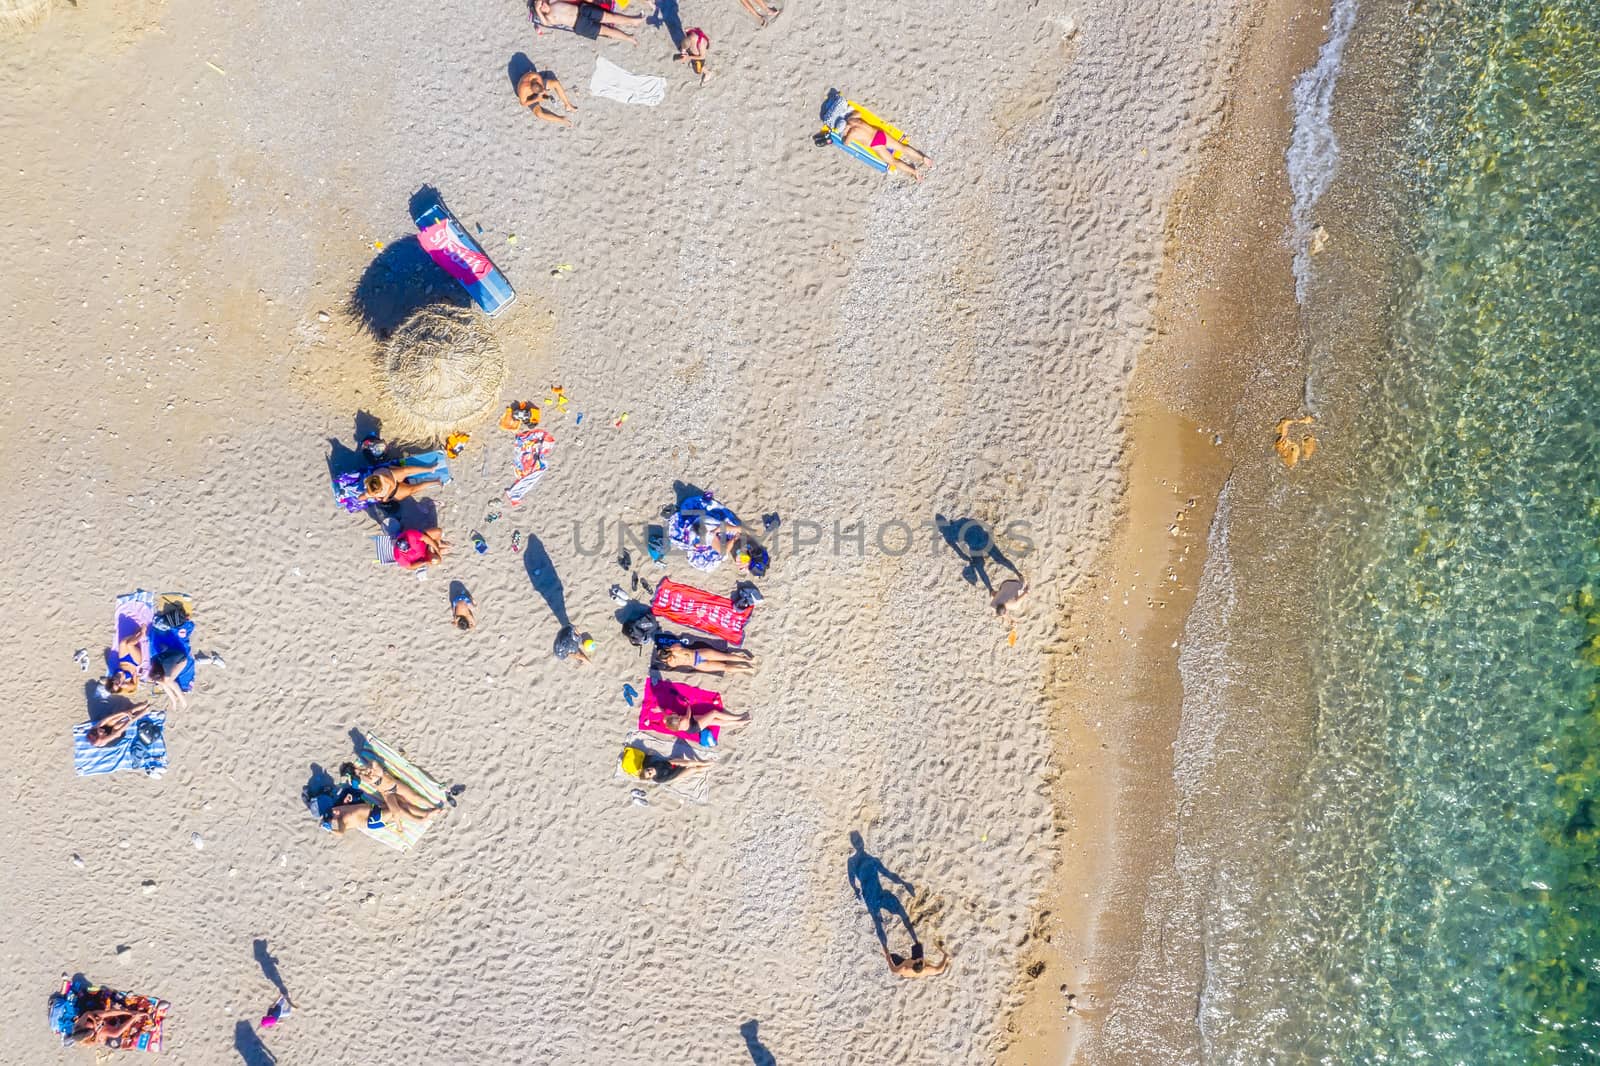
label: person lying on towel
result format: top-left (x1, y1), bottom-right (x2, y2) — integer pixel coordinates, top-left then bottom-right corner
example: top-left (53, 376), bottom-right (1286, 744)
top-left (530, 0), bottom-right (644, 44)
top-left (662, 702), bottom-right (751, 736)
top-left (105, 622), bottom-right (188, 709)
top-left (87, 702), bottom-right (158, 748)
top-left (361, 459), bottom-right (441, 504)
top-left (70, 1004), bottom-right (157, 1048)
top-left (639, 753), bottom-right (714, 785)
top-left (651, 635), bottom-right (757, 675)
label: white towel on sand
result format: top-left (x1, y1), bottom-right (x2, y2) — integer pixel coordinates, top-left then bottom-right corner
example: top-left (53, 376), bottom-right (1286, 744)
top-left (590, 56), bottom-right (666, 107)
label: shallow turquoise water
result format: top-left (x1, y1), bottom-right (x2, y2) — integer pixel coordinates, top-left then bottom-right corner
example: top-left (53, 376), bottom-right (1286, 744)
top-left (1218, 1), bottom-right (1600, 1061)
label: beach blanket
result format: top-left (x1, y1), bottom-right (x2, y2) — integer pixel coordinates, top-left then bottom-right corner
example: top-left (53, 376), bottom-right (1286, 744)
top-left (639, 679), bottom-right (725, 746)
top-left (616, 730), bottom-right (714, 804)
top-left (109, 591), bottom-right (156, 681)
top-left (505, 429), bottom-right (555, 504)
top-left (73, 708), bottom-right (167, 778)
top-left (356, 734), bottom-right (449, 852)
top-left (51, 977), bottom-right (170, 1053)
top-left (414, 202), bottom-right (517, 317)
top-left (666, 494), bottom-right (742, 571)
top-left (590, 56), bottom-right (666, 107)
top-left (333, 451), bottom-right (453, 514)
top-left (651, 578), bottom-right (752, 645)
top-left (149, 612), bottom-right (196, 691)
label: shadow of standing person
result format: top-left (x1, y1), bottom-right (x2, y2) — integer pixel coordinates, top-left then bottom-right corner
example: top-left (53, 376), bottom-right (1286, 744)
top-left (846, 831), bottom-right (918, 951)
top-left (935, 513), bottom-right (1021, 594)
top-left (740, 1019), bottom-right (777, 1065)
top-left (234, 1020), bottom-right (276, 1066)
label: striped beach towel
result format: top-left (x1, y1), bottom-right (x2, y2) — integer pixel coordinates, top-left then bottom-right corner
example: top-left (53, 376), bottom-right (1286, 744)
top-left (356, 735), bottom-right (449, 852)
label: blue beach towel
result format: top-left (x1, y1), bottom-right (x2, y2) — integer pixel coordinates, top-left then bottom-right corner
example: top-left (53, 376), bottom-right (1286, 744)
top-left (149, 618), bottom-right (196, 691)
top-left (74, 709), bottom-right (168, 778)
top-left (333, 452), bottom-right (452, 514)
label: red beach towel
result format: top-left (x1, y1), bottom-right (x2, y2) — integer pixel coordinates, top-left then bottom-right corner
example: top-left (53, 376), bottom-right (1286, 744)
top-left (651, 578), bottom-right (752, 645)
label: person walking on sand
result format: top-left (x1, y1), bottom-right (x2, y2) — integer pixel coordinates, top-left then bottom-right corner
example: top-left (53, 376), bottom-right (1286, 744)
top-left (885, 943), bottom-right (950, 979)
top-left (530, 0), bottom-right (645, 44)
top-left (517, 68), bottom-right (578, 126)
top-left (673, 27), bottom-right (713, 83)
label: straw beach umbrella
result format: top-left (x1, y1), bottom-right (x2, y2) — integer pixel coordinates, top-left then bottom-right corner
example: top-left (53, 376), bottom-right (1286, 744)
top-left (381, 305), bottom-right (506, 439)
top-left (1, 0), bottom-right (60, 32)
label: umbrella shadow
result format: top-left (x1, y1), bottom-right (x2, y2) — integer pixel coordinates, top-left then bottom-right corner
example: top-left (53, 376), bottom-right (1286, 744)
top-left (346, 235), bottom-right (469, 339)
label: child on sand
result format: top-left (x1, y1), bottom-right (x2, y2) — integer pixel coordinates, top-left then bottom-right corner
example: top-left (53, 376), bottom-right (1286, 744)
top-left (673, 28), bottom-right (712, 83)
top-left (451, 586), bottom-right (476, 630)
top-left (517, 69), bottom-right (578, 126)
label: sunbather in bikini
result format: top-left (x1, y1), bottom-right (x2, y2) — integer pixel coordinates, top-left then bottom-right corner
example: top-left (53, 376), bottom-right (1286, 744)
top-left (530, 0), bottom-right (644, 44)
top-left (817, 114), bottom-right (934, 182)
top-left (652, 638), bottom-right (755, 675)
top-left (360, 460), bottom-right (440, 504)
top-left (517, 69), bottom-right (577, 126)
top-left (87, 702), bottom-right (156, 747)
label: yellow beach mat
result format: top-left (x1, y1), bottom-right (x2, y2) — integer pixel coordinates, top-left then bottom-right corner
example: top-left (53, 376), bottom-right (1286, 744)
top-left (358, 734), bottom-right (449, 853)
top-left (849, 100), bottom-right (904, 142)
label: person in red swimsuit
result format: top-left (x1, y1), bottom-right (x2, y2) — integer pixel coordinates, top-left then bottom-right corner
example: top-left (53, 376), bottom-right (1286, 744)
top-left (674, 27), bottom-right (713, 83)
top-left (828, 112), bottom-right (934, 182)
top-left (393, 527), bottom-right (448, 570)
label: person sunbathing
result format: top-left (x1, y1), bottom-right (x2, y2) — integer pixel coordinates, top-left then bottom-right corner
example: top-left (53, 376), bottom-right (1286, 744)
top-left (321, 761), bottom-right (461, 835)
top-left (639, 753), bottom-right (712, 785)
top-left (71, 1005), bottom-right (151, 1046)
top-left (360, 461), bottom-right (440, 504)
top-left (87, 702), bottom-right (156, 747)
top-left (817, 115), bottom-right (933, 182)
top-left (530, 0), bottom-right (644, 44)
top-left (517, 69), bottom-right (577, 126)
top-left (652, 639), bottom-right (755, 675)
top-left (662, 704), bottom-right (750, 734)
top-left (393, 526), bottom-right (447, 570)
top-left (105, 625), bottom-right (186, 708)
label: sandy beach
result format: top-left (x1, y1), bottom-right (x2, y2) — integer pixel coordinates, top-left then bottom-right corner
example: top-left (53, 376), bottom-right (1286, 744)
top-left (2, 0), bottom-right (1266, 1060)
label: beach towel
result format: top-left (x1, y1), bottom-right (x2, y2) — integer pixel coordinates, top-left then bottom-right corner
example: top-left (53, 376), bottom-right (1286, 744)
top-left (355, 734), bottom-right (450, 852)
top-left (638, 678), bottom-right (724, 746)
top-left (590, 56), bottom-right (667, 107)
top-left (505, 429), bottom-right (555, 504)
top-left (414, 202), bottom-right (517, 317)
top-left (666, 493), bottom-right (742, 571)
top-left (149, 606), bottom-right (197, 692)
top-left (651, 578), bottom-right (752, 645)
top-left (615, 730), bottom-right (714, 804)
top-left (73, 708), bottom-right (168, 778)
top-left (51, 978), bottom-right (169, 1052)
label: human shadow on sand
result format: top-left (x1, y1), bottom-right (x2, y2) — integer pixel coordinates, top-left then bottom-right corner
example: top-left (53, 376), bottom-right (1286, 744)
top-left (234, 1020), bottom-right (276, 1066)
top-left (740, 1019), bottom-right (777, 1065)
top-left (934, 513), bottom-right (1021, 594)
top-left (846, 831), bottom-right (918, 950)
top-left (252, 939), bottom-right (289, 1002)
top-left (523, 532), bottom-right (570, 628)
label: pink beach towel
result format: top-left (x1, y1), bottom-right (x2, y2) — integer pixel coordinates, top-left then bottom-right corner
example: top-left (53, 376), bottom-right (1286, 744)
top-left (638, 679), bottom-right (725, 745)
top-left (651, 578), bottom-right (752, 646)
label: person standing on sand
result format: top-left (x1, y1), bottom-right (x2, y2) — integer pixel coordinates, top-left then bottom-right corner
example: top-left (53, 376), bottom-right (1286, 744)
top-left (553, 625), bottom-right (594, 666)
top-left (885, 943), bottom-right (950, 978)
top-left (517, 68), bottom-right (578, 126)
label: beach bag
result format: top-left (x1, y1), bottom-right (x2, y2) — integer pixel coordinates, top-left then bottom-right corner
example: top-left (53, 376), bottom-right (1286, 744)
top-left (48, 992), bottom-right (78, 1035)
top-left (623, 612), bottom-right (659, 647)
top-left (620, 748), bottom-right (646, 778)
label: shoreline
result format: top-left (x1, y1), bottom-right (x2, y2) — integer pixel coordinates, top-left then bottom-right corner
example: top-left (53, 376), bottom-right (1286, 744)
top-left (997, 0), bottom-right (1336, 1054)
